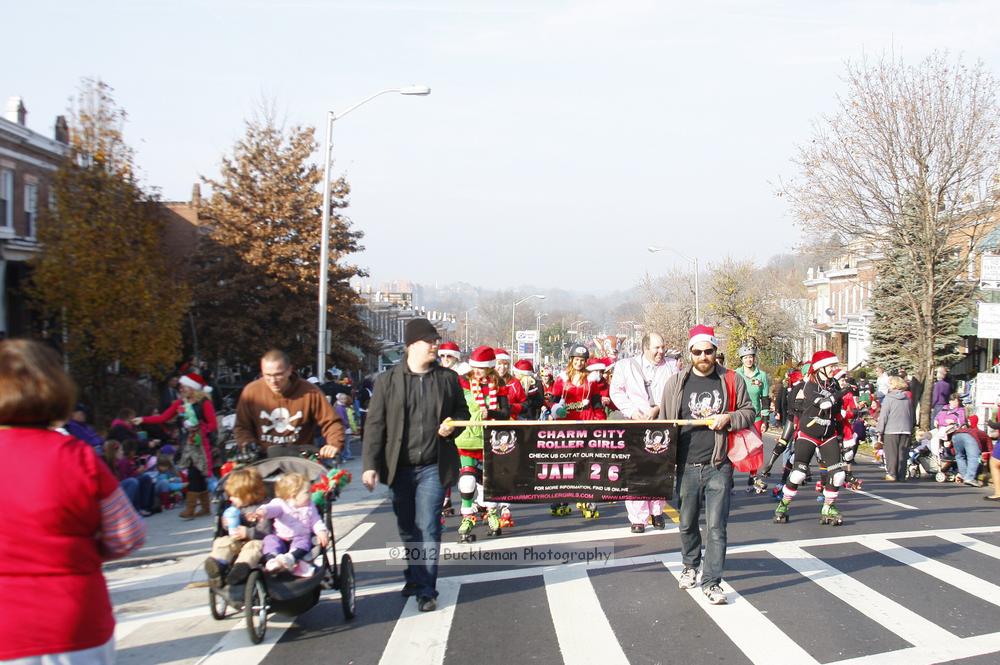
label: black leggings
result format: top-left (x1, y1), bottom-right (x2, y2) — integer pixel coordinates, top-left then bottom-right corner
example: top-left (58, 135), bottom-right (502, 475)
top-left (187, 465), bottom-right (207, 492)
top-left (787, 437), bottom-right (841, 491)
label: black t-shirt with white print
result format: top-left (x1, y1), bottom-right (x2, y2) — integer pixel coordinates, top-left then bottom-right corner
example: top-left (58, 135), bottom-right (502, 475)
top-left (679, 372), bottom-right (724, 465)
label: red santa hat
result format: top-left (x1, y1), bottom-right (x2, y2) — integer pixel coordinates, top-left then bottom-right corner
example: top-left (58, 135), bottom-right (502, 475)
top-left (513, 359), bottom-right (534, 376)
top-left (688, 324), bottom-right (718, 350)
top-left (438, 341), bottom-right (461, 359)
top-left (831, 368), bottom-right (848, 381)
top-left (494, 348), bottom-right (511, 362)
top-left (787, 369), bottom-right (803, 384)
top-left (179, 372), bottom-right (212, 393)
top-left (586, 358), bottom-right (607, 372)
top-left (810, 350), bottom-right (839, 373)
top-left (469, 346), bottom-right (497, 368)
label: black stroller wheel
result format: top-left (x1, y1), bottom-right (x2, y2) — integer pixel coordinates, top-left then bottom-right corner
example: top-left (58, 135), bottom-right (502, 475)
top-left (209, 588), bottom-right (228, 620)
top-left (340, 554), bottom-right (356, 620)
top-left (245, 571), bottom-right (269, 643)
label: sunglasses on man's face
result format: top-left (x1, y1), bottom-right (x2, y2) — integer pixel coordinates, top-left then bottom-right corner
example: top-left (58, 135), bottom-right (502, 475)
top-left (690, 348), bottom-right (716, 357)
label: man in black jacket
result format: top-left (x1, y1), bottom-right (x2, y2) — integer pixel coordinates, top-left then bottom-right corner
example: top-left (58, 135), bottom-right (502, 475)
top-left (362, 318), bottom-right (470, 612)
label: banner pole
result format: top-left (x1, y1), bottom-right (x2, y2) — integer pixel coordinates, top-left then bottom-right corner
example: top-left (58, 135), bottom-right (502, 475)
top-left (442, 418), bottom-right (715, 427)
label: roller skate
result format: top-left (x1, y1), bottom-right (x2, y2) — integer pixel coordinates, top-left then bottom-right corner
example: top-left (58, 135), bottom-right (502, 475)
top-left (845, 473), bottom-right (863, 490)
top-left (458, 515), bottom-right (477, 543)
top-left (486, 509), bottom-right (502, 537)
top-left (750, 475), bottom-right (768, 494)
top-left (550, 503), bottom-right (571, 517)
top-left (773, 498), bottom-right (790, 523)
top-left (820, 502), bottom-right (843, 526)
top-left (815, 480), bottom-right (823, 494)
top-left (650, 514), bottom-right (666, 530)
top-left (771, 486), bottom-right (784, 501)
top-left (441, 496), bottom-right (455, 518)
top-left (498, 507), bottom-right (515, 529)
top-left (578, 502), bottom-right (600, 520)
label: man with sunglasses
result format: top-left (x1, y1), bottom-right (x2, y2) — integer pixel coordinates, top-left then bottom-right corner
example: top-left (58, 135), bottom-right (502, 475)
top-left (658, 325), bottom-right (755, 605)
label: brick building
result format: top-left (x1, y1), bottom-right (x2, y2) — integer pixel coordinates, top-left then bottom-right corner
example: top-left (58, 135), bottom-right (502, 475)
top-left (0, 97), bottom-right (68, 337)
top-left (803, 245), bottom-right (879, 369)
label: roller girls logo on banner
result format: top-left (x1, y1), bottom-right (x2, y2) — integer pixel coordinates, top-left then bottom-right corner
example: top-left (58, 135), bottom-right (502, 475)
top-left (483, 423), bottom-right (676, 503)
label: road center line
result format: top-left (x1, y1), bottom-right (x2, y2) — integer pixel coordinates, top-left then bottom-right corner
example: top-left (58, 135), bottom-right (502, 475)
top-left (847, 487), bottom-right (918, 509)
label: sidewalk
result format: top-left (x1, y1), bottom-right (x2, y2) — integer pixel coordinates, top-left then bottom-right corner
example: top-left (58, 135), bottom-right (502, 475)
top-left (107, 446), bottom-right (388, 665)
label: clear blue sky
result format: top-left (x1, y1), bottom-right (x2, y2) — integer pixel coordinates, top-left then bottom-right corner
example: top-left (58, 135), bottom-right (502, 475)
top-left (7, 1), bottom-right (1000, 291)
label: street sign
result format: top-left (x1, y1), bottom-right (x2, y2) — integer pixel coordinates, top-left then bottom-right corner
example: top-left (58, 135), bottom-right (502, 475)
top-left (981, 256), bottom-right (1000, 290)
top-left (978, 302), bottom-right (1000, 338)
top-left (975, 372), bottom-right (1000, 408)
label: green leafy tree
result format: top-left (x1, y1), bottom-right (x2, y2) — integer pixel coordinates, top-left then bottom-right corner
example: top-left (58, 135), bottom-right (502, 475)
top-left (30, 78), bottom-right (187, 416)
top-left (191, 108), bottom-right (373, 372)
top-left (786, 52), bottom-right (1000, 427)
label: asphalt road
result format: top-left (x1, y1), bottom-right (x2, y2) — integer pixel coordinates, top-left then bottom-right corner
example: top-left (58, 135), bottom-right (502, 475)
top-left (110, 436), bottom-right (1000, 665)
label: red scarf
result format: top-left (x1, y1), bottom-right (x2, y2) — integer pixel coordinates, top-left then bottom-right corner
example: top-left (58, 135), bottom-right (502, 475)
top-left (470, 377), bottom-right (500, 413)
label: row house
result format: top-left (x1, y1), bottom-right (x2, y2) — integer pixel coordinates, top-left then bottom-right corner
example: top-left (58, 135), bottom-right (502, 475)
top-left (354, 283), bottom-right (457, 372)
top-left (803, 246), bottom-right (878, 369)
top-left (0, 97), bottom-right (69, 338)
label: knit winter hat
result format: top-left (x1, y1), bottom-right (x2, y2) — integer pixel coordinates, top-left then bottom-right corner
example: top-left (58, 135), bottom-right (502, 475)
top-left (404, 318), bottom-right (440, 346)
top-left (438, 341), bottom-right (461, 359)
top-left (494, 348), bottom-right (512, 362)
top-left (469, 346), bottom-right (497, 368)
top-left (179, 372), bottom-right (212, 393)
top-left (810, 350), bottom-right (839, 373)
top-left (688, 325), bottom-right (718, 350)
top-left (513, 359), bottom-right (535, 375)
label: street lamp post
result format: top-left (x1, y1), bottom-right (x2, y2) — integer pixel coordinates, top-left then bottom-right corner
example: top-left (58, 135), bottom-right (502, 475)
top-left (317, 85), bottom-right (431, 379)
top-left (535, 311), bottom-right (547, 366)
top-left (511, 294), bottom-right (545, 359)
top-left (648, 246), bottom-right (700, 323)
top-left (464, 306), bottom-right (478, 353)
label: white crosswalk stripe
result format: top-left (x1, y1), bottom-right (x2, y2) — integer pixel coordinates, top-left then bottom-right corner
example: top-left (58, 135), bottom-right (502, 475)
top-left (113, 525), bottom-right (1000, 665)
top-left (371, 526), bottom-right (1000, 665)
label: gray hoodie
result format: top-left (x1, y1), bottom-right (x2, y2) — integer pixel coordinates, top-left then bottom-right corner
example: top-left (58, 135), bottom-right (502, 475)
top-left (876, 391), bottom-right (913, 436)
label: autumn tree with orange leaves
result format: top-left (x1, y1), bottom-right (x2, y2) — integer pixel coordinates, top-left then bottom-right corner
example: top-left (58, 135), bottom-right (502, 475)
top-left (191, 108), bottom-right (373, 373)
top-left (30, 78), bottom-right (188, 410)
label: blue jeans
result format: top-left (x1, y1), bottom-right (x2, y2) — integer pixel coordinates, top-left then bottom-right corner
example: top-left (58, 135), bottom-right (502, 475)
top-left (391, 464), bottom-right (447, 599)
top-left (952, 433), bottom-right (981, 481)
top-left (676, 462), bottom-right (734, 588)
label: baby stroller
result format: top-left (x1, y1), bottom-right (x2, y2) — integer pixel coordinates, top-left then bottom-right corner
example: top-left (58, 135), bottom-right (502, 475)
top-left (906, 427), bottom-right (956, 482)
top-left (207, 456), bottom-right (356, 643)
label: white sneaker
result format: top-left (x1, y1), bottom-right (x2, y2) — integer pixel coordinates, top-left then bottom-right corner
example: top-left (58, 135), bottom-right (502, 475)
top-left (703, 584), bottom-right (727, 605)
top-left (678, 566), bottom-right (699, 589)
top-left (265, 558), bottom-right (283, 572)
top-left (277, 553), bottom-right (296, 570)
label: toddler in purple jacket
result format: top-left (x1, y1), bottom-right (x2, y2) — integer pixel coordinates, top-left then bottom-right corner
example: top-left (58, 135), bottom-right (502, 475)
top-left (255, 472), bottom-right (329, 576)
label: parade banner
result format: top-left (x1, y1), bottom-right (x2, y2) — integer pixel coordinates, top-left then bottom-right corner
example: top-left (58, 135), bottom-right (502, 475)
top-left (478, 420), bottom-right (680, 503)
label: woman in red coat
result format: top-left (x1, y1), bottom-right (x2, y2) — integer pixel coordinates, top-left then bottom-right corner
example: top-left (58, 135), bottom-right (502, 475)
top-left (494, 348), bottom-right (527, 419)
top-left (548, 344), bottom-right (602, 519)
top-left (0, 340), bottom-right (145, 663)
top-left (136, 372), bottom-right (217, 519)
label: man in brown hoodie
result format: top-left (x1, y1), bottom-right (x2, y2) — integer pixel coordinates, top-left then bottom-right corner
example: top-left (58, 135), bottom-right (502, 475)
top-left (234, 349), bottom-right (344, 458)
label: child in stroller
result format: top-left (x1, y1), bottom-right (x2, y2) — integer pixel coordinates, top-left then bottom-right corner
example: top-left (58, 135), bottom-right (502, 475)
top-left (203, 467), bottom-right (269, 587)
top-left (207, 456), bottom-right (355, 644)
top-left (907, 428), bottom-right (956, 481)
top-left (255, 472), bottom-right (330, 577)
